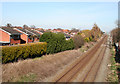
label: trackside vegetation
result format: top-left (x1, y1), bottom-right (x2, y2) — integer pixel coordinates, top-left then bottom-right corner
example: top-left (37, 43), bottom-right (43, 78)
top-left (2, 24), bottom-right (103, 64)
top-left (2, 42), bottom-right (47, 63)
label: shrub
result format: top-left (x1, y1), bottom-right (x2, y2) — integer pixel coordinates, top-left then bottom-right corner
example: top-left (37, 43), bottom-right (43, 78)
top-left (84, 37), bottom-right (90, 42)
top-left (2, 42), bottom-right (47, 63)
top-left (40, 32), bottom-right (74, 54)
top-left (72, 34), bottom-right (84, 49)
top-left (89, 36), bottom-right (93, 41)
top-left (61, 39), bottom-right (74, 51)
top-left (65, 39), bottom-right (74, 50)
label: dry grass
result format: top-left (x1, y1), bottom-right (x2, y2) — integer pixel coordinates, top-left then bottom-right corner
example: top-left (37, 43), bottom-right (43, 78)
top-left (2, 42), bottom-right (95, 82)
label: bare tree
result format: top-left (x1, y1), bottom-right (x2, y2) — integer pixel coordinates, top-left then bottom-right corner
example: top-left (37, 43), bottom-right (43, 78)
top-left (111, 28), bottom-right (120, 43)
top-left (72, 34), bottom-right (84, 49)
top-left (30, 25), bottom-right (36, 29)
top-left (115, 20), bottom-right (120, 28)
top-left (57, 28), bottom-right (62, 30)
top-left (91, 23), bottom-right (102, 41)
top-left (71, 28), bottom-right (79, 33)
top-left (23, 24), bottom-right (29, 29)
top-left (6, 23), bottom-right (12, 27)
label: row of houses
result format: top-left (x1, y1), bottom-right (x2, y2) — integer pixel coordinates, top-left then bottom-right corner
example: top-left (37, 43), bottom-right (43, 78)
top-left (0, 27), bottom-right (44, 46)
top-left (0, 27), bottom-right (79, 46)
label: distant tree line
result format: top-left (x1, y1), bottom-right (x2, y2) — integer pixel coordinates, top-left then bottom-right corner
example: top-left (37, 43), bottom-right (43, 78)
top-left (5, 23), bottom-right (36, 29)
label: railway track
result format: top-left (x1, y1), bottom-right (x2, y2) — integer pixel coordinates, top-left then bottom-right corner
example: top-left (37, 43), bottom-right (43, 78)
top-left (54, 35), bottom-right (108, 83)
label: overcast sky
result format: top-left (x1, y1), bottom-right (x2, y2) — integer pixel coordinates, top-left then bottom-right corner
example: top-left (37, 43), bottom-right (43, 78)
top-left (1, 2), bottom-right (118, 32)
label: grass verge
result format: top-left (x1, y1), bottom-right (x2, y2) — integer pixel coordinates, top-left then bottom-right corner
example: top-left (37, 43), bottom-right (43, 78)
top-left (17, 73), bottom-right (36, 82)
top-left (107, 47), bottom-right (118, 83)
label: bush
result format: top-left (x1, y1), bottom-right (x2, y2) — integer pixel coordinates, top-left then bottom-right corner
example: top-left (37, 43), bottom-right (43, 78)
top-left (89, 36), bottom-right (93, 41)
top-left (2, 42), bottom-right (47, 63)
top-left (84, 37), bottom-right (90, 42)
top-left (65, 39), bottom-right (74, 50)
top-left (61, 39), bottom-right (74, 51)
top-left (40, 32), bottom-right (74, 54)
top-left (72, 34), bottom-right (84, 49)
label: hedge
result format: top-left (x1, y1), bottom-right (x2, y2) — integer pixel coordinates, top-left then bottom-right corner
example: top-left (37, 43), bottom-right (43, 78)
top-left (2, 42), bottom-right (47, 64)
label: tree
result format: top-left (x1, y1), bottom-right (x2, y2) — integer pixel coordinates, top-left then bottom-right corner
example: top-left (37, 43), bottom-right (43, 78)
top-left (57, 28), bottom-right (62, 30)
top-left (115, 20), bottom-right (120, 28)
top-left (71, 28), bottom-right (80, 33)
top-left (111, 20), bottom-right (120, 43)
top-left (91, 23), bottom-right (102, 41)
top-left (30, 25), bottom-right (36, 29)
top-left (111, 28), bottom-right (120, 43)
top-left (39, 32), bottom-right (74, 54)
top-left (72, 34), bottom-right (84, 49)
top-left (23, 24), bottom-right (29, 29)
top-left (6, 23), bottom-right (12, 27)
top-left (81, 30), bottom-right (91, 38)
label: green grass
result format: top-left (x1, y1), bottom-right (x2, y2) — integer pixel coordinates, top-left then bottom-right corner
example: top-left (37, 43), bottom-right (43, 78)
top-left (107, 47), bottom-right (119, 83)
top-left (33, 56), bottom-right (44, 61)
top-left (17, 73), bottom-right (36, 82)
top-left (79, 45), bottom-right (89, 52)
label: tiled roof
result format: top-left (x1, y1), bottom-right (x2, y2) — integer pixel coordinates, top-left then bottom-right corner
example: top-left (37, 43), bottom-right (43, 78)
top-left (15, 28), bottom-right (34, 35)
top-left (15, 28), bottom-right (40, 36)
top-left (36, 29), bottom-right (45, 33)
top-left (27, 29), bottom-right (40, 36)
top-left (1, 27), bottom-right (21, 35)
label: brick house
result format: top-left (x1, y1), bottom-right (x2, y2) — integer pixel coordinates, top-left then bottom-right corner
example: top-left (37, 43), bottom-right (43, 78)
top-left (34, 30), bottom-right (43, 35)
top-left (14, 28), bottom-right (34, 43)
top-left (53, 29), bottom-right (63, 33)
top-left (14, 28), bottom-right (40, 43)
top-left (26, 29), bottom-right (40, 42)
top-left (0, 27), bottom-right (22, 45)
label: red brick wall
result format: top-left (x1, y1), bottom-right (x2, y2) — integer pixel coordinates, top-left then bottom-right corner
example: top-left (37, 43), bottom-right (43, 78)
top-left (34, 38), bottom-right (39, 42)
top-left (20, 34), bottom-right (33, 43)
top-left (15, 29), bottom-right (33, 43)
top-left (10, 39), bottom-right (21, 44)
top-left (0, 30), bottom-right (10, 42)
top-left (21, 33), bottom-right (27, 43)
top-left (28, 38), bottom-right (33, 43)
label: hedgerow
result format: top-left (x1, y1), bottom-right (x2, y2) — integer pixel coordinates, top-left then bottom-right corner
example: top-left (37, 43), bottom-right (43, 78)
top-left (39, 32), bottom-right (74, 54)
top-left (2, 42), bottom-right (47, 63)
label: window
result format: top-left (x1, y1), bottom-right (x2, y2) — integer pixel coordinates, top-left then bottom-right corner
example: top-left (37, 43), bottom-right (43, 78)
top-left (10, 35), bottom-right (20, 40)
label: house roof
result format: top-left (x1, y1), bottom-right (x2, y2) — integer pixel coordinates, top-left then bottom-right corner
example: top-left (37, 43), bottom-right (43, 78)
top-left (34, 30), bottom-right (43, 35)
top-left (15, 28), bottom-right (34, 35)
top-left (15, 28), bottom-right (40, 36)
top-left (36, 29), bottom-right (45, 33)
top-left (27, 29), bottom-right (40, 36)
top-left (0, 27), bottom-right (22, 35)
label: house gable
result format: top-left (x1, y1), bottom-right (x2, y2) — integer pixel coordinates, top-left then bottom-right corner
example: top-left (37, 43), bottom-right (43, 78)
top-left (0, 29), bottom-right (10, 43)
top-left (0, 28), bottom-right (11, 35)
top-left (14, 28), bottom-right (28, 35)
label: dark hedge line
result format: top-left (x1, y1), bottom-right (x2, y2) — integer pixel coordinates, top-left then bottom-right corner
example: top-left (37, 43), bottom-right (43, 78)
top-left (39, 32), bottom-right (74, 54)
top-left (2, 42), bottom-right (47, 64)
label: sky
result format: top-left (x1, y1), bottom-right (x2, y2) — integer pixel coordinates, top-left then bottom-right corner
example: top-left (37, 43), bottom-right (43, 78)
top-left (1, 2), bottom-right (118, 32)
